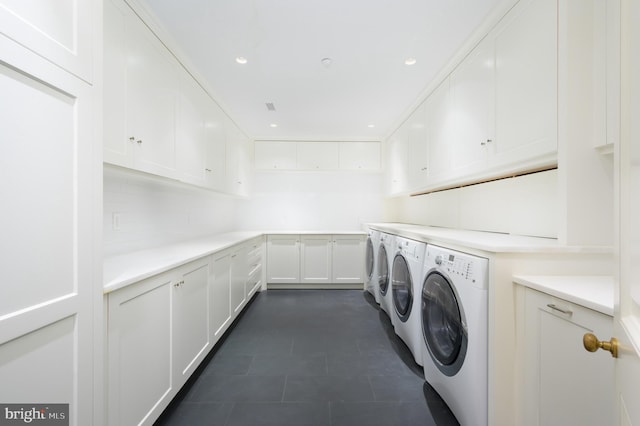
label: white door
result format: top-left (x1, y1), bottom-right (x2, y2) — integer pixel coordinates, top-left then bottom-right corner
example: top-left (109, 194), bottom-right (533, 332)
top-left (0, 15), bottom-right (98, 426)
top-left (614, 0), bottom-right (640, 422)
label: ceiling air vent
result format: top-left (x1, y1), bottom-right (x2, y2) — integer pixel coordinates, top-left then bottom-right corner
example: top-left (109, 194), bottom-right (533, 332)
top-left (265, 102), bottom-right (276, 112)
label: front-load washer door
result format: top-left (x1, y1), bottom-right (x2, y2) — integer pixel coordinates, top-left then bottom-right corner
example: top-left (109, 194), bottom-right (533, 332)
top-left (378, 244), bottom-right (389, 296)
top-left (392, 254), bottom-right (412, 322)
top-left (422, 271), bottom-right (467, 376)
top-left (366, 237), bottom-right (374, 281)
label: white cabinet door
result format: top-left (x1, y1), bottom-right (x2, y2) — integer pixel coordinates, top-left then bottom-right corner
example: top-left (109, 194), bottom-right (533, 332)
top-left (210, 250), bottom-right (232, 340)
top-left (426, 79), bottom-right (454, 183)
top-left (204, 99), bottom-right (227, 191)
top-left (300, 235), bottom-right (333, 284)
top-left (107, 273), bottom-right (173, 426)
top-left (173, 259), bottom-right (210, 387)
top-left (407, 104), bottom-right (429, 189)
top-left (339, 142), bottom-right (381, 171)
top-left (230, 245), bottom-right (247, 314)
top-left (494, 0), bottom-right (557, 169)
top-left (332, 235), bottom-right (365, 284)
top-left (254, 141), bottom-right (297, 170)
top-left (450, 35), bottom-right (495, 177)
top-left (226, 119), bottom-right (249, 196)
top-left (176, 71), bottom-right (208, 186)
top-left (298, 142), bottom-right (339, 170)
top-left (388, 127), bottom-right (409, 195)
top-left (0, 21), bottom-right (98, 426)
top-left (103, 0), bottom-right (131, 167)
top-left (266, 235), bottom-right (301, 284)
top-left (522, 288), bottom-right (614, 426)
top-left (125, 8), bottom-right (178, 178)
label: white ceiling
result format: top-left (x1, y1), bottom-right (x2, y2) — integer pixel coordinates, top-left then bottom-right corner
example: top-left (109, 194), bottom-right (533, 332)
top-left (141, 0), bottom-right (505, 142)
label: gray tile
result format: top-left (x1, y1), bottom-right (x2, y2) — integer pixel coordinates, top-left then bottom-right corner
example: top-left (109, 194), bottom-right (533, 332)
top-left (369, 375), bottom-right (426, 402)
top-left (330, 402), bottom-right (399, 426)
top-left (216, 334), bottom-right (294, 356)
top-left (292, 335), bottom-right (360, 355)
top-left (202, 355), bottom-right (253, 376)
top-left (156, 402), bottom-right (233, 426)
top-left (187, 374), bottom-right (286, 402)
top-left (283, 375), bottom-right (374, 402)
top-left (248, 354), bottom-right (327, 376)
top-left (225, 402), bottom-right (330, 426)
top-left (327, 353), bottom-right (416, 377)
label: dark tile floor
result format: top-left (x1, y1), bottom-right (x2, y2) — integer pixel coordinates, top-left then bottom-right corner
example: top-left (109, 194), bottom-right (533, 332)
top-left (155, 290), bottom-right (459, 426)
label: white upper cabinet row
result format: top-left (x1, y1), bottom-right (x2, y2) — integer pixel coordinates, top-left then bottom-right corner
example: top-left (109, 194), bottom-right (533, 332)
top-left (103, 0), bottom-right (249, 195)
top-left (389, 0), bottom-right (558, 195)
top-left (254, 141), bottom-right (381, 171)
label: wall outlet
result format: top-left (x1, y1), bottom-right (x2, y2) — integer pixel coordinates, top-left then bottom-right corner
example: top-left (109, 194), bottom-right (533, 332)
top-left (112, 212), bottom-right (121, 231)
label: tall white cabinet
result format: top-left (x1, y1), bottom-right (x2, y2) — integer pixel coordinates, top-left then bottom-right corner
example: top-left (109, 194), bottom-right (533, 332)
top-left (0, 2), bottom-right (102, 425)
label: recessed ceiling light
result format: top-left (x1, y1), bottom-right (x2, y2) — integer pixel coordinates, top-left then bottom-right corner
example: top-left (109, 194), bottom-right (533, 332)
top-left (269, 123), bottom-right (278, 128)
top-left (367, 124), bottom-right (375, 128)
top-left (235, 56), bottom-right (248, 64)
top-left (404, 57), bottom-right (417, 66)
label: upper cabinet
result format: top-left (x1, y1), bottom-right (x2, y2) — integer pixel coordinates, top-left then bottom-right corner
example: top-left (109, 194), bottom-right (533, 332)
top-left (254, 141), bottom-right (381, 172)
top-left (449, 35), bottom-right (495, 178)
top-left (339, 142), bottom-right (381, 171)
top-left (389, 0), bottom-right (558, 195)
top-left (103, 0), bottom-right (245, 195)
top-left (0, 0), bottom-right (94, 82)
top-left (300, 142), bottom-right (340, 170)
top-left (493, 0), bottom-right (557, 170)
top-left (104, 0), bottom-right (179, 178)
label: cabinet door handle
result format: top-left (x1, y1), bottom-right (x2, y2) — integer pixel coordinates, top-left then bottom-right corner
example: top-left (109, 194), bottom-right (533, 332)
top-left (205, 168), bottom-right (212, 172)
top-left (546, 303), bottom-right (572, 315)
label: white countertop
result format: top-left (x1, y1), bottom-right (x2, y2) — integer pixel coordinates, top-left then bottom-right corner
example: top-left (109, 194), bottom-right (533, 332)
top-left (366, 222), bottom-right (612, 254)
top-left (513, 275), bottom-right (614, 316)
top-left (103, 230), bottom-right (367, 294)
top-left (104, 232), bottom-right (262, 293)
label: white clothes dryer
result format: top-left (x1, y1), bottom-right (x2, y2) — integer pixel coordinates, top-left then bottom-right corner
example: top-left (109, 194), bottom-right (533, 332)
top-left (421, 245), bottom-right (489, 426)
top-left (391, 236), bottom-right (426, 366)
top-left (365, 229), bottom-right (381, 303)
top-left (377, 232), bottom-right (396, 318)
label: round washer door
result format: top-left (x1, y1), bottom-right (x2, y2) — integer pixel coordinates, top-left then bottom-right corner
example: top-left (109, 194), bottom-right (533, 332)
top-left (422, 271), bottom-right (467, 376)
top-left (392, 254), bottom-right (412, 322)
top-left (366, 237), bottom-right (374, 280)
top-left (377, 245), bottom-right (389, 296)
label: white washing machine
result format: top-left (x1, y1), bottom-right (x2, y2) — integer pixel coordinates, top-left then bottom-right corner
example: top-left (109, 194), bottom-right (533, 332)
top-left (391, 236), bottom-right (426, 366)
top-left (421, 245), bottom-right (489, 426)
top-left (377, 232), bottom-right (396, 318)
top-left (364, 229), bottom-right (381, 303)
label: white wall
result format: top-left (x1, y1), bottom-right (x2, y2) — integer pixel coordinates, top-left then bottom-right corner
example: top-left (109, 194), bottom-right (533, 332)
top-left (384, 169), bottom-right (558, 238)
top-left (103, 166), bottom-right (238, 256)
top-left (236, 171), bottom-right (385, 231)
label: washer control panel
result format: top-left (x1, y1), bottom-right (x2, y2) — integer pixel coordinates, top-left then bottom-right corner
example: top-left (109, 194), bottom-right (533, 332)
top-left (427, 245), bottom-right (489, 289)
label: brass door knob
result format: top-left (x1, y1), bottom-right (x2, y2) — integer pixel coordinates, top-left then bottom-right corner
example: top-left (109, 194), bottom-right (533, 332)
top-left (583, 333), bottom-right (619, 358)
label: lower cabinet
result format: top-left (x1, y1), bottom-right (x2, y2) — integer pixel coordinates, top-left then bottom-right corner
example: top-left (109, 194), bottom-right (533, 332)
top-left (520, 288), bottom-right (614, 426)
top-left (107, 237), bottom-right (263, 426)
top-left (267, 234), bottom-right (365, 287)
top-left (266, 235), bottom-right (301, 284)
top-left (107, 269), bottom-right (175, 426)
